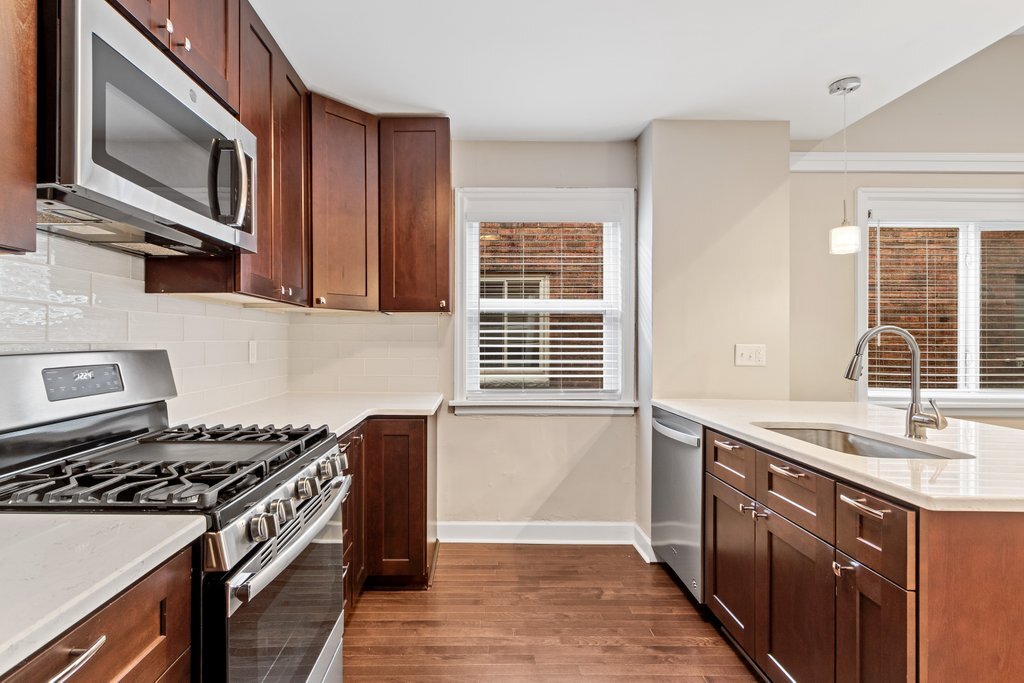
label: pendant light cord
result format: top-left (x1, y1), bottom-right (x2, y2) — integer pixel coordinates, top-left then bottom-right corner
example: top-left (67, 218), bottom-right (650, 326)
top-left (842, 91), bottom-right (849, 224)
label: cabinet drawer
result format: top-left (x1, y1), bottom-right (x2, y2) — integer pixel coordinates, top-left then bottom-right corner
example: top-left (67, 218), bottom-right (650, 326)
top-left (836, 484), bottom-right (916, 589)
top-left (756, 452), bottom-right (835, 542)
top-left (5, 548), bottom-right (192, 683)
top-left (705, 430), bottom-right (756, 496)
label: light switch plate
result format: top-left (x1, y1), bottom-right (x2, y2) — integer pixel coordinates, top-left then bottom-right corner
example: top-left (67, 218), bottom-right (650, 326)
top-left (735, 343), bottom-right (766, 367)
top-left (248, 340), bottom-right (258, 365)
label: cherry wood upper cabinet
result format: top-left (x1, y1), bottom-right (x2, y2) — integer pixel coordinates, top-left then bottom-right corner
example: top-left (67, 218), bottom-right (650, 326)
top-left (166, 0), bottom-right (239, 110)
top-left (379, 117), bottom-right (451, 313)
top-left (107, 0), bottom-right (238, 111)
top-left (0, 0), bottom-right (37, 254)
top-left (310, 96), bottom-right (379, 311)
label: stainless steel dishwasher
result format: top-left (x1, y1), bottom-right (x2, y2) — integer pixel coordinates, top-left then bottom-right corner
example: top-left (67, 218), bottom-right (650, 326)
top-left (651, 408), bottom-right (703, 602)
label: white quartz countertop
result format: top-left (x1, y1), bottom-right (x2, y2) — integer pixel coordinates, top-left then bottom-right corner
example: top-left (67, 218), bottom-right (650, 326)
top-left (653, 398), bottom-right (1024, 512)
top-left (193, 392), bottom-right (444, 435)
top-left (0, 514), bottom-right (206, 676)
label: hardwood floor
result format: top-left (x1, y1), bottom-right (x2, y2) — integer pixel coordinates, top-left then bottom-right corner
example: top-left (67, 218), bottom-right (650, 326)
top-left (344, 543), bottom-right (757, 681)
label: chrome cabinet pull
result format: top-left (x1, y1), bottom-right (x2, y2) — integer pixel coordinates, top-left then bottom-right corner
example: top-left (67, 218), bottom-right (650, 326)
top-left (159, 18), bottom-right (174, 34)
top-left (439, 300), bottom-right (447, 309)
top-left (832, 560), bottom-right (855, 577)
top-left (316, 296), bottom-right (327, 305)
top-left (839, 494), bottom-right (890, 520)
top-left (739, 503), bottom-right (756, 514)
top-left (177, 37), bottom-right (192, 52)
top-left (713, 439), bottom-right (741, 451)
top-left (769, 462), bottom-right (807, 480)
top-left (48, 635), bottom-right (106, 683)
top-left (752, 509), bottom-right (771, 519)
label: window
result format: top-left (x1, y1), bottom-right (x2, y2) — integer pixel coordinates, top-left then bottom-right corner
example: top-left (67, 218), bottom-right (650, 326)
top-left (857, 189), bottom-right (1024, 408)
top-left (454, 189), bottom-right (636, 414)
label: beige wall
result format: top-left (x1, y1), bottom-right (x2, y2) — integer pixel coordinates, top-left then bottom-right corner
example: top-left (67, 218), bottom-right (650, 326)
top-left (637, 120), bottom-right (792, 535)
top-left (800, 36), bottom-right (1024, 153)
top-left (439, 141), bottom-right (641, 523)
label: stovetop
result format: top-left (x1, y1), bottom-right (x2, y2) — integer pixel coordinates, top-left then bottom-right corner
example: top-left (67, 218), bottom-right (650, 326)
top-left (0, 423), bottom-right (336, 526)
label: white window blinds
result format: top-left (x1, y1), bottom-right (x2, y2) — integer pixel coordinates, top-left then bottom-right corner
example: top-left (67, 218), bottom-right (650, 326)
top-left (456, 189), bottom-right (635, 406)
top-left (866, 221), bottom-right (1024, 395)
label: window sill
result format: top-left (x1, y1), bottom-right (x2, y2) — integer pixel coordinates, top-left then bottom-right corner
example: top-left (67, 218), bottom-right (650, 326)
top-left (869, 395), bottom-right (1024, 417)
top-left (449, 400), bottom-right (638, 417)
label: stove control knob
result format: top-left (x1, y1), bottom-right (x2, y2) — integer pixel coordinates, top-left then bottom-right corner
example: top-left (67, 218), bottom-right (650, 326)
top-left (249, 513), bottom-right (279, 542)
top-left (317, 459), bottom-right (338, 480)
top-left (296, 477), bottom-right (320, 501)
top-left (269, 498), bottom-right (297, 523)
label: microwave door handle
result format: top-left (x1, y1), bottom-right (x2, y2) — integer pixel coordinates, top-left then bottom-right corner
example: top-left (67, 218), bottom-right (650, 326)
top-left (231, 138), bottom-right (249, 228)
top-left (207, 139), bottom-right (225, 221)
top-left (226, 475), bottom-right (351, 616)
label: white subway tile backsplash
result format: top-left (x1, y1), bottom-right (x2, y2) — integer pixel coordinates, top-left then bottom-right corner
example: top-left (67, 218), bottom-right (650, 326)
top-left (0, 300), bottom-right (48, 341)
top-left (91, 274), bottom-right (158, 312)
top-left (0, 260), bottom-right (91, 305)
top-left (47, 305), bottom-right (129, 343)
top-left (334, 375), bottom-right (389, 393)
top-left (49, 237), bottom-right (132, 278)
top-left (365, 357), bottom-right (413, 377)
top-left (129, 311), bottom-right (184, 342)
top-left (387, 375), bottom-right (443, 393)
top-left (183, 315), bottom-right (224, 341)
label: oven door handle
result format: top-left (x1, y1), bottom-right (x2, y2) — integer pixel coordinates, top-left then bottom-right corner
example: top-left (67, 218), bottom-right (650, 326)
top-left (227, 475), bottom-right (351, 615)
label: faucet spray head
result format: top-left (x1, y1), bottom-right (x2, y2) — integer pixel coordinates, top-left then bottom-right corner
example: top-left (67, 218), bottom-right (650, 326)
top-left (844, 353), bottom-right (864, 381)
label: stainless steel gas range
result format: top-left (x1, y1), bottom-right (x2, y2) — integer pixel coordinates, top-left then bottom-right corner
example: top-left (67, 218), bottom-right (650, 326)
top-left (0, 350), bottom-right (349, 682)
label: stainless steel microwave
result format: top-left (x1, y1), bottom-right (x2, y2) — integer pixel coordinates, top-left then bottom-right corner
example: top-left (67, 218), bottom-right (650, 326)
top-left (37, 0), bottom-right (257, 256)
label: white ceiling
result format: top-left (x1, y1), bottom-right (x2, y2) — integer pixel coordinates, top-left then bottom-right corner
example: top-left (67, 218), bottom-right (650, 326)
top-left (251, 0), bottom-right (1024, 142)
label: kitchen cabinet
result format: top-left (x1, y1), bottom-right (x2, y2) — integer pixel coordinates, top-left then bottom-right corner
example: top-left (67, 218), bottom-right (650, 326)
top-left (2, 548), bottom-right (192, 682)
top-left (835, 551), bottom-right (915, 683)
top-left (379, 117), bottom-right (452, 313)
top-left (108, 0), bottom-right (238, 111)
top-left (311, 96), bottom-right (379, 311)
top-left (754, 507), bottom-right (835, 682)
top-left (0, 0), bottom-right (37, 254)
top-left (703, 429), bottom-right (918, 682)
top-left (703, 474), bottom-right (757, 653)
top-left (364, 417), bottom-right (436, 586)
top-left (146, 0), bottom-right (310, 306)
top-left (340, 424), bottom-right (367, 624)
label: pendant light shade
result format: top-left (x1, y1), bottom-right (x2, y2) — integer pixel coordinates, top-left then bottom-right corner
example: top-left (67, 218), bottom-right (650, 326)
top-left (829, 222), bottom-right (861, 254)
top-left (828, 76), bottom-right (862, 255)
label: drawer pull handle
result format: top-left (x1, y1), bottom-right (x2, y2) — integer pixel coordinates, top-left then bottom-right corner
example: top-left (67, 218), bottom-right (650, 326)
top-left (832, 560), bottom-right (855, 577)
top-left (714, 439), bottom-right (741, 451)
top-left (769, 463), bottom-right (807, 480)
top-left (342, 563), bottom-right (350, 579)
top-left (840, 494), bottom-right (890, 520)
top-left (48, 635), bottom-right (106, 683)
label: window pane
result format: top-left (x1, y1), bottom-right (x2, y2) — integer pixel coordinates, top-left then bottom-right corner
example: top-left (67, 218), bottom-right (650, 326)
top-left (867, 226), bottom-right (959, 389)
top-left (980, 231), bottom-right (1024, 389)
top-left (478, 222), bottom-right (606, 300)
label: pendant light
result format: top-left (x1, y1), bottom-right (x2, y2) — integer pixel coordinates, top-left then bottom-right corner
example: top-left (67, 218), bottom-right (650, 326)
top-left (828, 76), bottom-right (862, 254)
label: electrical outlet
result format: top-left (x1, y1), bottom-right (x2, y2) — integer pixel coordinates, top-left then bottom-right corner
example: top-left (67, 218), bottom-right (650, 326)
top-left (735, 343), bottom-right (766, 367)
top-left (248, 340), bottom-right (258, 365)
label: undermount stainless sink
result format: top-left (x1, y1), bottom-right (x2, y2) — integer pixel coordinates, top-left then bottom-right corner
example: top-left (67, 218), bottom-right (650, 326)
top-left (754, 424), bottom-right (974, 460)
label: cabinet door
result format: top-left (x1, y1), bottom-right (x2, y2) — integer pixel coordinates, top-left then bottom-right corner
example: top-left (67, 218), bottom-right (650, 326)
top-left (365, 418), bottom-right (427, 579)
top-left (379, 117), bottom-right (451, 312)
top-left (109, 0), bottom-right (172, 44)
top-left (311, 96), bottom-right (379, 310)
top-left (835, 551), bottom-right (915, 683)
top-left (274, 58), bottom-right (310, 306)
top-left (167, 0), bottom-right (239, 110)
top-left (755, 508), bottom-right (835, 683)
top-left (0, 0), bottom-right (37, 254)
top-left (341, 426), bottom-right (367, 592)
top-left (236, 1), bottom-right (278, 300)
top-left (704, 474), bottom-right (758, 653)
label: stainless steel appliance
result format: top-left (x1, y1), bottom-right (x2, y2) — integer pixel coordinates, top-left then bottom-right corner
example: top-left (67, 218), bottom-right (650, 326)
top-left (0, 351), bottom-right (347, 681)
top-left (37, 0), bottom-right (257, 257)
top-left (651, 408), bottom-right (703, 602)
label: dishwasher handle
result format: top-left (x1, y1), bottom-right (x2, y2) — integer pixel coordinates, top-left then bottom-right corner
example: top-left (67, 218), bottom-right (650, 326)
top-left (653, 419), bottom-right (701, 448)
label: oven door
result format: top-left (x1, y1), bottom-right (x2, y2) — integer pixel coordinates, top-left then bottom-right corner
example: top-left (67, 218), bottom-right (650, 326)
top-left (74, 0), bottom-right (257, 251)
top-left (220, 475), bottom-right (352, 682)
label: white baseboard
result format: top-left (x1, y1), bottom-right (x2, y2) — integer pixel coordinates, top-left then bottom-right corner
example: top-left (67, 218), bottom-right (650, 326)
top-left (437, 521), bottom-right (660, 563)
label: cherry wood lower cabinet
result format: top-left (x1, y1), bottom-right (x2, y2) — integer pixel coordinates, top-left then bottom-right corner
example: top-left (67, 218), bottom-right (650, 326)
top-left (378, 117), bottom-right (452, 313)
top-left (835, 550), bottom-right (915, 683)
top-left (703, 474), bottom-right (757, 654)
top-left (0, 0), bottom-right (37, 254)
top-left (754, 508), bottom-right (835, 682)
top-left (3, 548), bottom-right (192, 682)
top-left (340, 423), bottom-right (367, 625)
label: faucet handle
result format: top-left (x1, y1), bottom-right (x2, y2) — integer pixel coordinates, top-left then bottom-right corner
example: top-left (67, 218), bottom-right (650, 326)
top-left (928, 399), bottom-right (948, 429)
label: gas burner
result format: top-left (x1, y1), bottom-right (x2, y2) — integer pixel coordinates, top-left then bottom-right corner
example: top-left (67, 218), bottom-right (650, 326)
top-left (148, 423), bottom-right (320, 443)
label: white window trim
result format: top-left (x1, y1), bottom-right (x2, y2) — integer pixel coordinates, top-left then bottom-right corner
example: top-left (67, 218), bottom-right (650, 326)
top-left (453, 188), bottom-right (637, 416)
top-left (855, 187), bottom-right (1024, 413)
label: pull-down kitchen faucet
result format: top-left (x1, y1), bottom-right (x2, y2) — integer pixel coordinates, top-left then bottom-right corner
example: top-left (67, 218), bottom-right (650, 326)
top-left (844, 325), bottom-right (948, 440)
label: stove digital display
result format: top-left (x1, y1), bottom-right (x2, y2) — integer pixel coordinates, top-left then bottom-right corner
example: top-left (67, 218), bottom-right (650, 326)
top-left (42, 364), bottom-right (124, 401)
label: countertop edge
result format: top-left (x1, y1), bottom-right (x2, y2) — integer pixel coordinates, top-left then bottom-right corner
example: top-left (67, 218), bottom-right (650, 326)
top-left (0, 516), bottom-right (207, 677)
top-left (652, 399), bottom-right (1024, 513)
